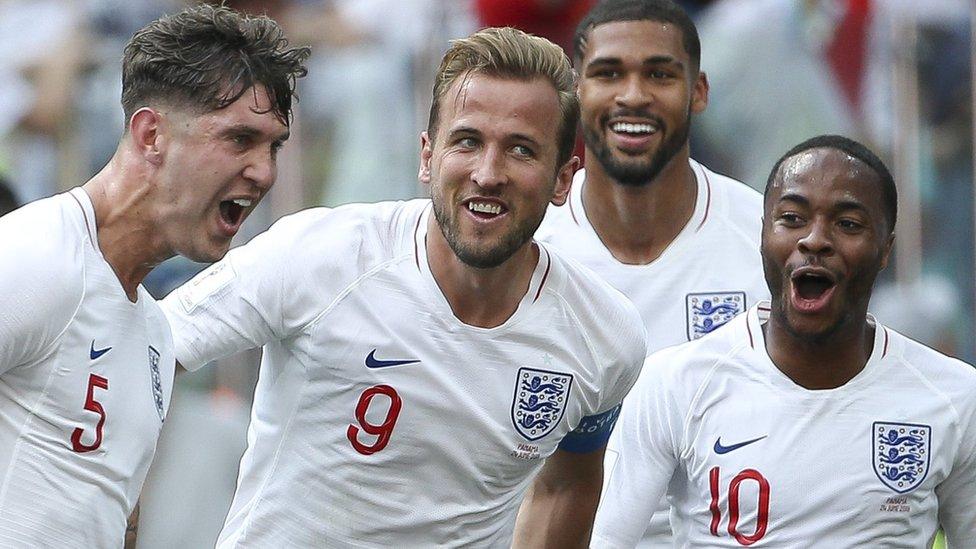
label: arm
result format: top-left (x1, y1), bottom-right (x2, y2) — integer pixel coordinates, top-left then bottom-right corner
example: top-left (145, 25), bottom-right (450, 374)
top-left (513, 446), bottom-right (605, 548)
top-left (937, 403), bottom-right (976, 546)
top-left (124, 502), bottom-right (139, 549)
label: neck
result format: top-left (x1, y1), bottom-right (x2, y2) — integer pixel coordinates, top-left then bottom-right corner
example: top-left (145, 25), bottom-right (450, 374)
top-left (425, 214), bottom-right (538, 329)
top-left (762, 309), bottom-right (875, 390)
top-left (581, 145), bottom-right (697, 264)
top-left (82, 154), bottom-right (172, 302)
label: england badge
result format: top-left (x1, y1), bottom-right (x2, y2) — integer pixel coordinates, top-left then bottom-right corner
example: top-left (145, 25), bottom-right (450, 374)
top-left (686, 291), bottom-right (746, 340)
top-left (148, 345), bottom-right (165, 422)
top-left (512, 368), bottom-right (573, 441)
top-left (873, 422), bottom-right (930, 493)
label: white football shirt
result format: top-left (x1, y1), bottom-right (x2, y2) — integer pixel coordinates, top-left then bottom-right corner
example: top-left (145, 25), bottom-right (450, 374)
top-left (592, 303), bottom-right (976, 548)
top-left (536, 160), bottom-right (768, 546)
top-left (0, 188), bottom-right (175, 547)
top-left (161, 199), bottom-right (647, 548)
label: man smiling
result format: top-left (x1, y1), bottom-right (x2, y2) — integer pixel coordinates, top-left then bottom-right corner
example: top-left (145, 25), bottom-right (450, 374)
top-left (162, 27), bottom-right (645, 548)
top-left (591, 135), bottom-right (976, 547)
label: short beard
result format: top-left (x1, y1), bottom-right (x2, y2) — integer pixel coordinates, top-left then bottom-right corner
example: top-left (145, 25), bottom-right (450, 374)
top-left (430, 194), bottom-right (542, 269)
top-left (583, 112), bottom-right (691, 187)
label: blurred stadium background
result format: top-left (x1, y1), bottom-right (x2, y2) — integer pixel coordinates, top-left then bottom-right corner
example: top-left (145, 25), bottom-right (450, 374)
top-left (0, 0), bottom-right (970, 546)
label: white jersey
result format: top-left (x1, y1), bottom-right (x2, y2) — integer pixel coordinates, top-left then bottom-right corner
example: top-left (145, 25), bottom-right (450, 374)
top-left (161, 199), bottom-right (646, 548)
top-left (592, 303), bottom-right (976, 548)
top-left (536, 160), bottom-right (768, 546)
top-left (0, 188), bottom-right (174, 547)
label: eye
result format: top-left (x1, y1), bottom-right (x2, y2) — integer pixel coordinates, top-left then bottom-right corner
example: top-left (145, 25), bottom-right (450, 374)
top-left (837, 218), bottom-right (864, 232)
top-left (590, 68), bottom-right (620, 79)
top-left (231, 134), bottom-right (252, 149)
top-left (512, 144), bottom-right (534, 158)
top-left (271, 140), bottom-right (285, 156)
top-left (457, 137), bottom-right (478, 149)
top-left (778, 212), bottom-right (803, 226)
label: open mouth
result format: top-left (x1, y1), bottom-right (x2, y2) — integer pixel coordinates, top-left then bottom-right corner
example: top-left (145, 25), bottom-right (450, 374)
top-left (790, 269), bottom-right (837, 312)
top-left (219, 198), bottom-right (252, 227)
top-left (465, 199), bottom-right (507, 220)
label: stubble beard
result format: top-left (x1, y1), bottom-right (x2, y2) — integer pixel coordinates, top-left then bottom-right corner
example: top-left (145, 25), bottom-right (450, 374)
top-left (430, 192), bottom-right (543, 270)
top-left (583, 112), bottom-right (691, 187)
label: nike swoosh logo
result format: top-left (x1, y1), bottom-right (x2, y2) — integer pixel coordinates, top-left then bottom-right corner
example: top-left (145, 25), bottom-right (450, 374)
top-left (90, 341), bottom-right (112, 360)
top-left (364, 349), bottom-right (421, 369)
top-left (714, 435), bottom-right (767, 454)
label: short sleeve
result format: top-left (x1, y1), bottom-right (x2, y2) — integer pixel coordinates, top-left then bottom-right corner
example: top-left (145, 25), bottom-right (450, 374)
top-left (0, 206), bottom-right (81, 374)
top-left (161, 208), bottom-right (346, 370)
top-left (936, 394), bottom-right (976, 545)
top-left (590, 350), bottom-right (684, 548)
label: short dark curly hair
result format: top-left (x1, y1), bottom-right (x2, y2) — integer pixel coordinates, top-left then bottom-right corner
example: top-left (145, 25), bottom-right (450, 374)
top-left (121, 3), bottom-right (310, 127)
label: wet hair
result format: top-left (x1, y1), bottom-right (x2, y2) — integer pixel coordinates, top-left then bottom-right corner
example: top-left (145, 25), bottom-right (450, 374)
top-left (121, 3), bottom-right (310, 127)
top-left (765, 134), bottom-right (898, 233)
top-left (573, 0), bottom-right (701, 70)
top-left (427, 27), bottom-right (579, 167)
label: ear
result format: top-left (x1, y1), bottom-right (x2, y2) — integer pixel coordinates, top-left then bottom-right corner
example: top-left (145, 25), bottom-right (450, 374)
top-left (691, 70), bottom-right (709, 115)
top-left (879, 232), bottom-right (895, 271)
top-left (418, 131), bottom-right (433, 185)
top-left (550, 155), bottom-right (579, 206)
top-left (129, 107), bottom-right (164, 166)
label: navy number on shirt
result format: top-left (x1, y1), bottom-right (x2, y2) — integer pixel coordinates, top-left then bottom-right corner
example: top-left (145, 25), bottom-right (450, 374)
top-left (709, 466), bottom-right (770, 546)
top-left (347, 385), bottom-right (401, 455)
top-left (71, 373), bottom-right (109, 453)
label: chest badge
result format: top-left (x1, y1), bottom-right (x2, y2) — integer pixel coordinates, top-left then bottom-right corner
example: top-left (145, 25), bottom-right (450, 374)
top-left (873, 422), bottom-right (930, 493)
top-left (686, 292), bottom-right (746, 340)
top-left (512, 368), bottom-right (573, 441)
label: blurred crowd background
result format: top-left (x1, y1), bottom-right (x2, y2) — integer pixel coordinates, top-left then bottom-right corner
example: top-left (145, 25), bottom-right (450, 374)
top-left (0, 0), bottom-right (972, 545)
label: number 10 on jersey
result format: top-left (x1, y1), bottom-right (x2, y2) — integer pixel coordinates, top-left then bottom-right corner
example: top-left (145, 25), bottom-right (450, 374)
top-left (709, 466), bottom-right (770, 546)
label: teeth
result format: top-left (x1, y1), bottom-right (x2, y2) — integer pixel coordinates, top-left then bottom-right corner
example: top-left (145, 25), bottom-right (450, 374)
top-left (468, 202), bottom-right (501, 215)
top-left (232, 198), bottom-right (252, 207)
top-left (611, 122), bottom-right (657, 135)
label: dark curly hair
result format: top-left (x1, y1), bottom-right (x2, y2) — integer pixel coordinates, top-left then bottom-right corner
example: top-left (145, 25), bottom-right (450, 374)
top-left (121, 3), bottom-right (310, 127)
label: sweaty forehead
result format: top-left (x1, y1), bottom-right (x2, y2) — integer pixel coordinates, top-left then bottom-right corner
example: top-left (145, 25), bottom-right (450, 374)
top-left (583, 20), bottom-right (686, 64)
top-left (771, 148), bottom-right (880, 200)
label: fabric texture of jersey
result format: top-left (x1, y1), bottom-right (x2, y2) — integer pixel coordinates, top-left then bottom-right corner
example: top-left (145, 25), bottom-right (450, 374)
top-left (592, 302), bottom-right (976, 548)
top-left (536, 160), bottom-right (768, 547)
top-left (0, 188), bottom-right (175, 547)
top-left (160, 199), bottom-right (646, 548)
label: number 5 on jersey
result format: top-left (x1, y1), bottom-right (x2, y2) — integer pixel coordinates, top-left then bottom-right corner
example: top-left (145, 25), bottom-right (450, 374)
top-left (72, 373), bottom-right (109, 453)
top-left (347, 385), bottom-right (402, 455)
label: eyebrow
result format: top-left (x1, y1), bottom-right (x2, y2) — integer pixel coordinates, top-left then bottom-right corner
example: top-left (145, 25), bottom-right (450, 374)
top-left (448, 126), bottom-right (543, 148)
top-left (222, 124), bottom-right (289, 138)
top-left (778, 193), bottom-right (870, 214)
top-left (586, 55), bottom-right (684, 70)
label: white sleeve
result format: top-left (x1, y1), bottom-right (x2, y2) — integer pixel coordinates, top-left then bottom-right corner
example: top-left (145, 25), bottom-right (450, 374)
top-left (937, 396), bottom-right (976, 546)
top-left (160, 210), bottom-right (340, 370)
top-left (590, 350), bottom-right (684, 549)
top-left (0, 211), bottom-right (80, 374)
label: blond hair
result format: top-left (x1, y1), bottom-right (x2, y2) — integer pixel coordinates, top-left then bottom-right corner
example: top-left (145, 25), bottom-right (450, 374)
top-left (427, 27), bottom-right (579, 166)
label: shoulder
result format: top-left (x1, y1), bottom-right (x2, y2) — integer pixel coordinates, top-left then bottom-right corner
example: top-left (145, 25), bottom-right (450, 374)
top-left (541, 244), bottom-right (646, 360)
top-left (887, 328), bottom-right (976, 409)
top-left (694, 160), bottom-right (763, 235)
top-left (0, 191), bottom-right (86, 297)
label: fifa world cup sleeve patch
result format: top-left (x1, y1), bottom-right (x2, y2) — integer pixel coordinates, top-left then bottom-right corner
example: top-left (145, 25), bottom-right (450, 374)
top-left (179, 262), bottom-right (237, 313)
top-left (557, 404), bottom-right (622, 453)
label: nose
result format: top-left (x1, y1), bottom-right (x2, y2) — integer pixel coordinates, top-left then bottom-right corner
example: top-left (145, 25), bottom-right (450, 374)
top-left (470, 146), bottom-right (507, 190)
top-left (615, 74), bottom-right (651, 109)
top-left (243, 148), bottom-right (276, 192)
top-left (797, 217), bottom-right (833, 256)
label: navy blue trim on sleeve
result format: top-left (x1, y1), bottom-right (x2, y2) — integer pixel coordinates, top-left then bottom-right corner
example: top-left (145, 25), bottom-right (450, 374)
top-left (558, 404), bottom-right (622, 453)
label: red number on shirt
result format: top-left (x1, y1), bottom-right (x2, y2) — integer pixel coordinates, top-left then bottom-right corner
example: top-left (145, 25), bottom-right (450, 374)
top-left (709, 466), bottom-right (770, 546)
top-left (71, 373), bottom-right (109, 453)
top-left (346, 385), bottom-right (402, 455)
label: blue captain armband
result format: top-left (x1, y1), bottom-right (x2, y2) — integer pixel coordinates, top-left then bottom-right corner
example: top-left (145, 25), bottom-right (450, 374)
top-left (558, 404), bottom-right (622, 453)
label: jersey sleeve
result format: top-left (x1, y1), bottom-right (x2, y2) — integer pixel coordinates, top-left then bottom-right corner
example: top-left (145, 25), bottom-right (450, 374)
top-left (0, 208), bottom-right (81, 374)
top-left (558, 290), bottom-right (646, 454)
top-left (161, 209), bottom-right (342, 370)
top-left (936, 391), bottom-right (976, 545)
top-left (590, 349), bottom-right (685, 548)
